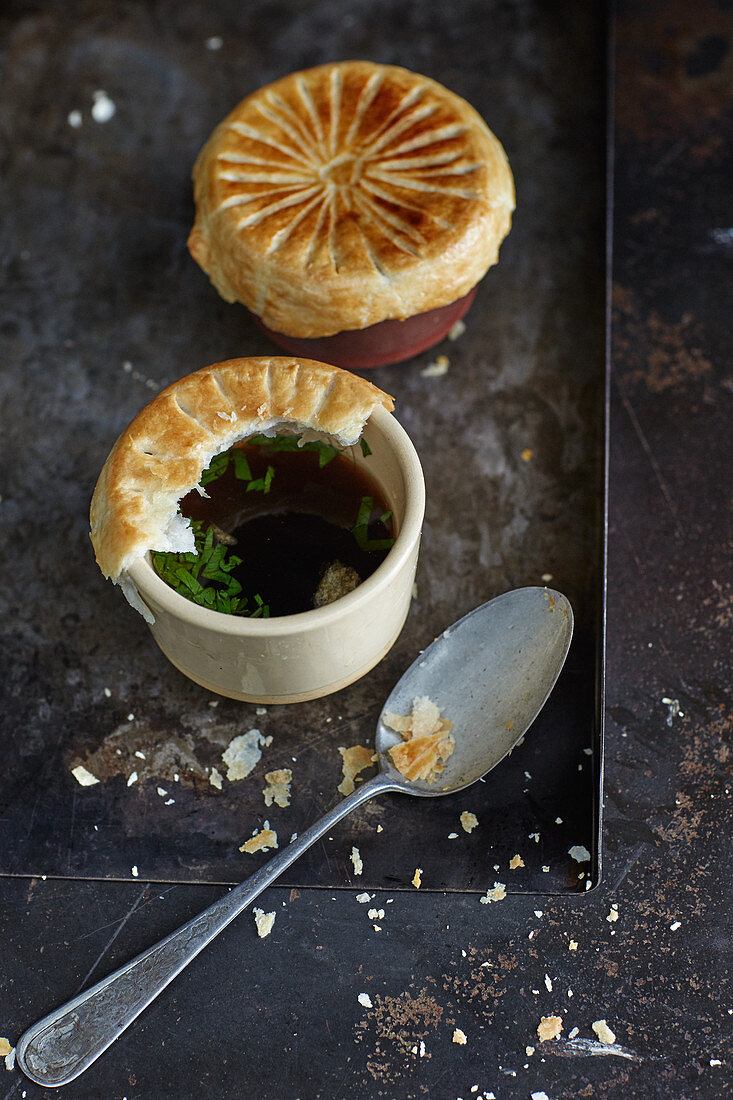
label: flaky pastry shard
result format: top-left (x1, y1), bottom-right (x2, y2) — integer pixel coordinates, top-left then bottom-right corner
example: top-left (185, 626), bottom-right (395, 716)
top-left (188, 61), bottom-right (515, 337)
top-left (90, 356), bottom-right (394, 586)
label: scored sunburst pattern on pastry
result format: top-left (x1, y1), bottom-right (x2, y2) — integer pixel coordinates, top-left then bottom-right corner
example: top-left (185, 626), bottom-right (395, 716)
top-left (213, 67), bottom-right (487, 270)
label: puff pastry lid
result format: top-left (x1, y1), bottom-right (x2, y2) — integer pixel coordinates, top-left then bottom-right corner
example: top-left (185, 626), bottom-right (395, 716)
top-left (90, 357), bottom-right (394, 584)
top-left (188, 61), bottom-right (515, 338)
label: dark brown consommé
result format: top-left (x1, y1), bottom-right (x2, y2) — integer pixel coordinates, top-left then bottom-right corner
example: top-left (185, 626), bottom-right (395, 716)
top-left (177, 439), bottom-right (395, 617)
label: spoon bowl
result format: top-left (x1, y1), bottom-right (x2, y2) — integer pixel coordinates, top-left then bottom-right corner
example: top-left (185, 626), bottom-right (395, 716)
top-left (377, 586), bottom-right (573, 795)
top-left (17, 586), bottom-right (573, 1088)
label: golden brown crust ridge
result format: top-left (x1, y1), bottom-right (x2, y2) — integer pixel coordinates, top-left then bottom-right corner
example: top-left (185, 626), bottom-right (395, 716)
top-left (189, 61), bottom-right (515, 337)
top-left (90, 357), bottom-right (394, 583)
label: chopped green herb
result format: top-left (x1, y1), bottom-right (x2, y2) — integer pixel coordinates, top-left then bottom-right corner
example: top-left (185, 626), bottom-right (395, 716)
top-left (360, 437), bottom-right (372, 458)
top-left (199, 448), bottom-right (252, 487)
top-left (152, 521), bottom-right (263, 617)
top-left (246, 464), bottom-right (275, 494)
top-left (351, 495), bottom-right (396, 553)
top-left (248, 433), bottom-right (340, 467)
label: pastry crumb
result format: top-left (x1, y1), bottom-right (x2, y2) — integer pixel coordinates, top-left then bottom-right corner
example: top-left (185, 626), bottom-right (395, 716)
top-left (421, 354), bottom-right (450, 377)
top-left (412, 867), bottom-right (422, 889)
top-left (338, 745), bottom-right (376, 795)
top-left (222, 729), bottom-right (271, 781)
top-left (240, 823), bottom-right (278, 854)
top-left (253, 907), bottom-right (275, 938)
top-left (568, 939), bottom-right (578, 951)
top-left (460, 811), bottom-right (479, 833)
top-left (537, 1015), bottom-right (563, 1042)
top-left (131, 865), bottom-right (139, 877)
top-left (448, 320), bottom-right (466, 341)
top-left (358, 993), bottom-right (373, 1008)
top-left (209, 766), bottom-right (223, 790)
top-left (521, 448), bottom-right (534, 462)
top-left (568, 844), bottom-right (591, 862)
top-left (509, 854), bottom-right (525, 869)
top-left (384, 696), bottom-right (455, 782)
top-left (263, 768), bottom-right (292, 808)
top-left (71, 764), bottom-right (100, 787)
top-left (592, 1019), bottom-right (616, 1045)
top-left (351, 846), bottom-right (363, 875)
top-left (480, 882), bottom-right (506, 904)
top-left (356, 892), bottom-right (371, 903)
top-left (452, 1028), bottom-right (467, 1045)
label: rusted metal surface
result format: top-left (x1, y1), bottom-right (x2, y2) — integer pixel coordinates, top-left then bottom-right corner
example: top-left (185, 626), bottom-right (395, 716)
top-left (2, 1), bottom-right (730, 1098)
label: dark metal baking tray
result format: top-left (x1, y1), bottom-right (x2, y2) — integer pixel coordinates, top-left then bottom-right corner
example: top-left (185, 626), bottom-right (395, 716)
top-left (0, 0), bottom-right (606, 895)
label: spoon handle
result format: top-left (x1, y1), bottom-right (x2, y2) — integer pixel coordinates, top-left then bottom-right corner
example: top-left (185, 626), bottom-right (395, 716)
top-left (17, 772), bottom-right (399, 1088)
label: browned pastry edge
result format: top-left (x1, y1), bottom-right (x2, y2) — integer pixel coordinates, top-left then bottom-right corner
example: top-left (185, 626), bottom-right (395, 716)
top-left (90, 356), bottom-right (394, 583)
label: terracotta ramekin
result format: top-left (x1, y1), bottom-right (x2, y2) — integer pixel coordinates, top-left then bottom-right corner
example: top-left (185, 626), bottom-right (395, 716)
top-left (125, 406), bottom-right (425, 703)
top-left (251, 288), bottom-right (477, 370)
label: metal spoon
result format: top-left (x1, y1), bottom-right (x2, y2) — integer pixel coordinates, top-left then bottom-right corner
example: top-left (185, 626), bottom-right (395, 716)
top-left (16, 586), bottom-right (573, 1088)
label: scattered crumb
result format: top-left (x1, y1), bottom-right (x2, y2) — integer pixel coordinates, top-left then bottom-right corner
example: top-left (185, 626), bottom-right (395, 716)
top-left (592, 1019), bottom-right (616, 1045)
top-left (240, 823), bottom-right (278, 854)
top-left (253, 907), bottom-right (275, 938)
top-left (421, 354), bottom-right (450, 377)
top-left (0, 1040), bottom-right (11, 1057)
top-left (670, 920), bottom-right (682, 931)
top-left (358, 993), bottom-right (373, 1009)
top-left (607, 905), bottom-right (619, 923)
top-left (526, 1045), bottom-right (535, 1057)
top-left (448, 319), bottom-right (466, 341)
top-left (480, 882), bottom-right (507, 904)
top-left (372, 924), bottom-right (381, 932)
top-left (205, 35), bottom-right (223, 50)
top-left (164, 798), bottom-right (175, 806)
top-left (376, 824), bottom-right (383, 833)
top-left (544, 974), bottom-right (553, 992)
top-left (255, 706), bottom-right (267, 716)
top-left (459, 811), bottom-right (479, 834)
top-left (452, 1028), bottom-right (467, 1045)
top-left (542, 864), bottom-right (550, 873)
top-left (541, 573), bottom-right (553, 583)
top-left (103, 686), bottom-right (112, 698)
top-left (448, 831), bottom-right (459, 839)
top-left (131, 865), bottom-right (139, 877)
top-left (71, 764), bottom-right (100, 787)
top-left (384, 696), bottom-right (454, 782)
top-left (126, 771), bottom-right (138, 787)
top-left (263, 768), bottom-right (292, 808)
top-left (367, 908), bottom-right (385, 920)
top-left (157, 787), bottom-right (167, 797)
top-left (91, 90), bottom-right (115, 123)
top-left (509, 854), bottom-right (525, 869)
top-left (521, 448), bottom-right (534, 462)
top-left (351, 847), bottom-right (363, 876)
top-left (568, 1026), bottom-right (579, 1040)
top-left (529, 832), bottom-right (540, 843)
top-left (537, 1015), bottom-right (563, 1042)
top-left (568, 844), bottom-right (591, 862)
top-left (355, 892), bottom-right (371, 903)
top-left (4, 1046), bottom-right (15, 1072)
top-left (338, 745), bottom-right (376, 795)
top-left (67, 109), bottom-right (82, 128)
top-left (531, 1092), bottom-right (549, 1100)
top-left (222, 729), bottom-right (271, 781)
top-left (209, 766), bottom-right (223, 790)
top-left (412, 867), bottom-right (422, 889)
top-left (569, 940), bottom-right (578, 951)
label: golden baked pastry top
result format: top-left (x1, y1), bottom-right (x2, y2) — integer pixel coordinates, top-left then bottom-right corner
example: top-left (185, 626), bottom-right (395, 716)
top-left (90, 357), bottom-right (394, 584)
top-left (188, 61), bottom-right (515, 338)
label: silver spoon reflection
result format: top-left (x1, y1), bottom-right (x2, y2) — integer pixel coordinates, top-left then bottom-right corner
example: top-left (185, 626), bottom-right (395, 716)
top-left (17, 586), bottom-right (572, 1088)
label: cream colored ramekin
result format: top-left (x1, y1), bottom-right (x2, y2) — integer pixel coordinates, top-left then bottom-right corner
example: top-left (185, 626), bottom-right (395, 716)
top-left (126, 405), bottom-right (425, 703)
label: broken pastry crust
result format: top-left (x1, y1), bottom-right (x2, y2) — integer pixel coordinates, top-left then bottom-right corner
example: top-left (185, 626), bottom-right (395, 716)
top-left (90, 356), bottom-right (393, 583)
top-left (384, 695), bottom-right (454, 782)
top-left (188, 61), bottom-right (515, 338)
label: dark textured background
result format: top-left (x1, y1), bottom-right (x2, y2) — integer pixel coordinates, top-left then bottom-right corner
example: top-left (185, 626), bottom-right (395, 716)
top-left (1, 1), bottom-right (731, 1098)
top-left (0, 0), bottom-right (604, 894)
